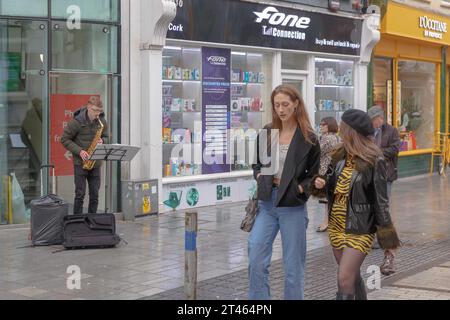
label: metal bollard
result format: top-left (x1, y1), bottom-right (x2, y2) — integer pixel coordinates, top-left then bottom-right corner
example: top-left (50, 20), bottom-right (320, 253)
top-left (185, 211), bottom-right (198, 300)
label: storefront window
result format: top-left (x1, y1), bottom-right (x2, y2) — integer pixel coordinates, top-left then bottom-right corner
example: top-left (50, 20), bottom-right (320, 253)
top-left (161, 45), bottom-right (270, 178)
top-left (314, 58), bottom-right (354, 131)
top-left (0, 0), bottom-right (48, 17)
top-left (397, 60), bottom-right (436, 151)
top-left (0, 19), bottom-right (48, 224)
top-left (51, 22), bottom-right (118, 73)
top-left (282, 52), bottom-right (308, 70)
top-left (51, 0), bottom-right (119, 22)
top-left (373, 57), bottom-right (393, 125)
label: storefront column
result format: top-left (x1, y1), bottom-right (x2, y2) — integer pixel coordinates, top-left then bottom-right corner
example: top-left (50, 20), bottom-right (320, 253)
top-left (306, 55), bottom-right (316, 123)
top-left (128, 0), bottom-right (176, 187)
top-left (354, 63), bottom-right (368, 110)
top-left (357, 9), bottom-right (381, 110)
top-left (441, 46), bottom-right (447, 133)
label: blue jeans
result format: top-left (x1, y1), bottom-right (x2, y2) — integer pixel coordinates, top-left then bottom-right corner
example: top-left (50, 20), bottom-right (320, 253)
top-left (248, 188), bottom-right (309, 300)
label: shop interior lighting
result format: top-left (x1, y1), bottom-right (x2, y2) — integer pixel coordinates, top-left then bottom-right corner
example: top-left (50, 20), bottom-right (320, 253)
top-left (231, 51), bottom-right (246, 56)
top-left (163, 80), bottom-right (201, 83)
top-left (164, 46), bottom-right (182, 51)
top-left (247, 53), bottom-right (263, 57)
top-left (231, 82), bottom-right (263, 86)
top-left (182, 48), bottom-right (201, 52)
top-left (315, 84), bottom-right (354, 88)
top-left (315, 58), bottom-right (352, 63)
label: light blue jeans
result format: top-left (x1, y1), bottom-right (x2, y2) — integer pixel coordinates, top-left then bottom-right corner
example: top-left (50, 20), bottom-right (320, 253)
top-left (248, 187), bottom-right (309, 300)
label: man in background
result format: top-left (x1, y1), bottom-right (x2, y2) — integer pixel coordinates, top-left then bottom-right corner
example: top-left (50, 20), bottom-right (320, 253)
top-left (368, 105), bottom-right (400, 275)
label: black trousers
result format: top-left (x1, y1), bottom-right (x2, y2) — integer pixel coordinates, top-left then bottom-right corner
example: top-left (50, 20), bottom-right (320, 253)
top-left (74, 165), bottom-right (101, 214)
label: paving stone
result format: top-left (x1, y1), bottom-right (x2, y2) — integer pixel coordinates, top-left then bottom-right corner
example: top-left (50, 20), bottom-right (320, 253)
top-left (1, 174), bottom-right (450, 300)
top-left (142, 240), bottom-right (450, 300)
top-left (394, 267), bottom-right (450, 292)
top-left (10, 287), bottom-right (48, 298)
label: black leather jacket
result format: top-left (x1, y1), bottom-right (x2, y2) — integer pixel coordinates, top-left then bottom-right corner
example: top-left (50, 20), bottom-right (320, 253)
top-left (253, 125), bottom-right (320, 207)
top-left (314, 148), bottom-right (392, 234)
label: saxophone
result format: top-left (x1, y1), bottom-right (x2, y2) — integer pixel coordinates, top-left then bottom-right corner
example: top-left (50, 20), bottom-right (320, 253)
top-left (82, 118), bottom-right (104, 170)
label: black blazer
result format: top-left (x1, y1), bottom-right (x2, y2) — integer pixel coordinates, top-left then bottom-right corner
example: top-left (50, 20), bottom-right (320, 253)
top-left (252, 125), bottom-right (321, 207)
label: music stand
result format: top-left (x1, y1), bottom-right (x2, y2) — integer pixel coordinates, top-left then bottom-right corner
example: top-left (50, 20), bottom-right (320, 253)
top-left (88, 144), bottom-right (140, 215)
top-left (88, 144), bottom-right (140, 162)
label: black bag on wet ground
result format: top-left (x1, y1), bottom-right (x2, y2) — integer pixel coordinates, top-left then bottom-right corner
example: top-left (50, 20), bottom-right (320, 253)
top-left (62, 213), bottom-right (120, 249)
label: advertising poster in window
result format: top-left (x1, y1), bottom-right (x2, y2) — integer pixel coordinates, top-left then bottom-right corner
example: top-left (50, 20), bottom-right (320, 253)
top-left (50, 94), bottom-right (99, 176)
top-left (202, 47), bottom-right (231, 174)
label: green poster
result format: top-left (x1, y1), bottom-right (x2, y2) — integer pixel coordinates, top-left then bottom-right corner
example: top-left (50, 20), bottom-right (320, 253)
top-left (0, 53), bottom-right (21, 92)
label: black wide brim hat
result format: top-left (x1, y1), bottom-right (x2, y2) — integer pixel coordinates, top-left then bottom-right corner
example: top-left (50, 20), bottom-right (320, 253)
top-left (341, 109), bottom-right (375, 137)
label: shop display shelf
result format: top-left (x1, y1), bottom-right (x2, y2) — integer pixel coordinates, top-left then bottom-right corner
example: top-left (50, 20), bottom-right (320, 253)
top-left (162, 79), bottom-right (201, 83)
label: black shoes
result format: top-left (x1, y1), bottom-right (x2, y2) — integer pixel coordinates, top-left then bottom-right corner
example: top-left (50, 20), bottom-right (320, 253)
top-left (355, 274), bottom-right (367, 300)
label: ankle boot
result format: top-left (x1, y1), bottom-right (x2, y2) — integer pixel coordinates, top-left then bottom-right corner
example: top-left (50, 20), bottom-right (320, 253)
top-left (380, 250), bottom-right (396, 276)
top-left (355, 274), bottom-right (367, 300)
top-left (336, 292), bottom-right (355, 300)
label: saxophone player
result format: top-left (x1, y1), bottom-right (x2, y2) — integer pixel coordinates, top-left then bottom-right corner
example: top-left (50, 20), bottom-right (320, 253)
top-left (61, 96), bottom-right (109, 214)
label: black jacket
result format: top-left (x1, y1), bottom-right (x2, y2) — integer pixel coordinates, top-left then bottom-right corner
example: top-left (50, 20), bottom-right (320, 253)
top-left (61, 108), bottom-right (109, 168)
top-left (378, 124), bottom-right (400, 182)
top-left (311, 147), bottom-right (392, 235)
top-left (252, 125), bottom-right (321, 207)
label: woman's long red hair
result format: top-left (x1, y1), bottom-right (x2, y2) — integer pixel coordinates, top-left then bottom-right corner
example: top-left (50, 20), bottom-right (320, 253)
top-left (270, 84), bottom-right (315, 144)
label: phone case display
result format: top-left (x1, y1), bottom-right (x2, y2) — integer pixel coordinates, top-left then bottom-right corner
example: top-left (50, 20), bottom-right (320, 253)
top-left (314, 58), bottom-right (354, 130)
top-left (230, 52), bottom-right (265, 172)
top-left (162, 46), bottom-right (202, 177)
top-left (162, 47), bottom-right (268, 177)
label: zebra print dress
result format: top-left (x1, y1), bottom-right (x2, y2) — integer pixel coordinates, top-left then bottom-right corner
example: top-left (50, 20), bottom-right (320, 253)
top-left (328, 155), bottom-right (375, 255)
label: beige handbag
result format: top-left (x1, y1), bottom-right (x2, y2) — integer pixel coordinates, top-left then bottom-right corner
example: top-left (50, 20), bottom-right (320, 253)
top-left (240, 196), bottom-right (259, 232)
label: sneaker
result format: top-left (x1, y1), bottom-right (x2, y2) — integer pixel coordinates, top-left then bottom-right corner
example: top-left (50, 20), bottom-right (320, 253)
top-left (380, 250), bottom-right (395, 275)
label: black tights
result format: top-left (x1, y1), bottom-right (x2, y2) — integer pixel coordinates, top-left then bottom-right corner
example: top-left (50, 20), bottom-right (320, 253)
top-left (332, 247), bottom-right (367, 294)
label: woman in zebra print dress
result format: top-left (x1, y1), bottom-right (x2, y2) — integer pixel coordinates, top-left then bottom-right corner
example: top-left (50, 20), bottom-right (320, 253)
top-left (328, 154), bottom-right (375, 254)
top-left (311, 109), bottom-right (401, 300)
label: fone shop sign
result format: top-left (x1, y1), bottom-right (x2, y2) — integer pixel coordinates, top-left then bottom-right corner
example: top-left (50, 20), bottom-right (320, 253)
top-left (167, 0), bottom-right (362, 56)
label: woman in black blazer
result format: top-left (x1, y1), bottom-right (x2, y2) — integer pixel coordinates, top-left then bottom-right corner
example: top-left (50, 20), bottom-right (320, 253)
top-left (248, 84), bottom-right (320, 300)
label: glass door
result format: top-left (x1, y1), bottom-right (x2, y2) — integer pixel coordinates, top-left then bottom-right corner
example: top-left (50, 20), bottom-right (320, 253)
top-left (0, 19), bottom-right (48, 224)
top-left (49, 72), bottom-right (118, 214)
top-left (282, 73), bottom-right (307, 101)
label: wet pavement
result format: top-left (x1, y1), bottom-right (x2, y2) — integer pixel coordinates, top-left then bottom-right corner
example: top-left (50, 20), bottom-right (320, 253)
top-left (0, 174), bottom-right (449, 300)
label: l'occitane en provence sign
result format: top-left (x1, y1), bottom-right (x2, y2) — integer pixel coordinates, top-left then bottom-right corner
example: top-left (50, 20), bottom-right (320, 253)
top-left (419, 16), bottom-right (447, 40)
top-left (382, 2), bottom-right (450, 45)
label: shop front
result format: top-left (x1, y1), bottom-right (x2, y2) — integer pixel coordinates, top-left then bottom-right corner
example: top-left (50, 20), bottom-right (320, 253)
top-left (0, 0), bottom-right (121, 224)
top-left (158, 0), bottom-right (379, 212)
top-left (372, 1), bottom-right (449, 177)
